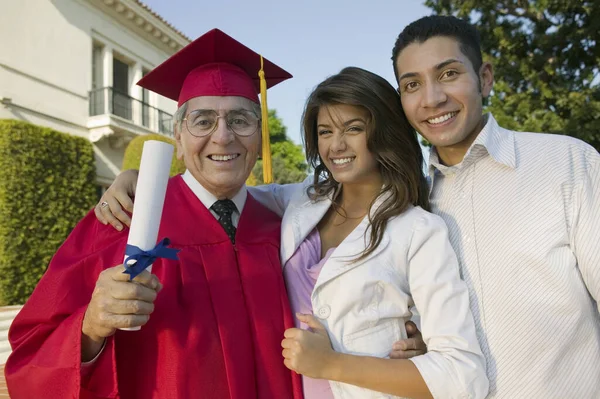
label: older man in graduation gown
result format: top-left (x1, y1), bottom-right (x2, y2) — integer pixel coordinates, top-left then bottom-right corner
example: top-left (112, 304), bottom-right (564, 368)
top-left (5, 29), bottom-right (303, 399)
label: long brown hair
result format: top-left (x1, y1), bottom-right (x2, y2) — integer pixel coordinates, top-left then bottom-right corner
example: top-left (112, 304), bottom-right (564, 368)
top-left (302, 67), bottom-right (430, 261)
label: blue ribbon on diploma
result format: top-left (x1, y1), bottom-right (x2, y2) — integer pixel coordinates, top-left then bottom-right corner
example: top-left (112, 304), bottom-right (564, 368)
top-left (123, 238), bottom-right (180, 279)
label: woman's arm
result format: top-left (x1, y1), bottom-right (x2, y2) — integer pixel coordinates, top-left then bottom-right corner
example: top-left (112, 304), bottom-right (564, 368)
top-left (282, 313), bottom-right (432, 398)
top-left (327, 354), bottom-right (431, 398)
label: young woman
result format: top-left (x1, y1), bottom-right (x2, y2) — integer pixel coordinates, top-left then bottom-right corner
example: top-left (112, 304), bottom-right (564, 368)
top-left (96, 67), bottom-right (488, 398)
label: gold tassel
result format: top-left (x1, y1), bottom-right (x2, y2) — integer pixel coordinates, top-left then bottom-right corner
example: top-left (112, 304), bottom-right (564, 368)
top-left (258, 55), bottom-right (272, 184)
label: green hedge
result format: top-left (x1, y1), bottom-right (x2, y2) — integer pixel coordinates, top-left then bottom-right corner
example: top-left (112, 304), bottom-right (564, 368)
top-left (122, 134), bottom-right (186, 176)
top-left (0, 120), bottom-right (97, 305)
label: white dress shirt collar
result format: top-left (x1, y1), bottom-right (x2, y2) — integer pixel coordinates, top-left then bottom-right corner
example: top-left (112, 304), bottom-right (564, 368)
top-left (428, 113), bottom-right (517, 181)
top-left (181, 170), bottom-right (247, 214)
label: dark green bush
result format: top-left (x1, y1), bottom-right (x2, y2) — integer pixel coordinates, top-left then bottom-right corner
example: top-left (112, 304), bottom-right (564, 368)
top-left (0, 120), bottom-right (97, 305)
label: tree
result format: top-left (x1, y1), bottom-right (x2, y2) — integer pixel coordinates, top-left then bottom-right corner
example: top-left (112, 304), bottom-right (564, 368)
top-left (250, 110), bottom-right (308, 185)
top-left (122, 134), bottom-right (185, 176)
top-left (426, 0), bottom-right (600, 150)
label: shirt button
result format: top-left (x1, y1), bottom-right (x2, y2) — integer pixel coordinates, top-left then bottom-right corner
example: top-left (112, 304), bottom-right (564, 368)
top-left (317, 305), bottom-right (331, 319)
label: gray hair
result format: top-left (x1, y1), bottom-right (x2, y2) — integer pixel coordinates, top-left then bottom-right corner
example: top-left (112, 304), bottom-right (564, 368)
top-left (249, 101), bottom-right (262, 118)
top-left (173, 102), bottom-right (188, 131)
top-left (173, 99), bottom-right (262, 132)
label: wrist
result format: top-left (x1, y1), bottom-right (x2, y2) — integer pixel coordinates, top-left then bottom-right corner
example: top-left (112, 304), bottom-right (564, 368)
top-left (81, 316), bottom-right (104, 344)
top-left (322, 351), bottom-right (345, 381)
top-left (82, 329), bottom-right (104, 344)
top-left (81, 333), bottom-right (105, 362)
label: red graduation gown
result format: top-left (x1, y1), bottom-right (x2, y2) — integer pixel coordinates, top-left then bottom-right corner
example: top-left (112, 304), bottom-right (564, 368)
top-left (5, 176), bottom-right (303, 399)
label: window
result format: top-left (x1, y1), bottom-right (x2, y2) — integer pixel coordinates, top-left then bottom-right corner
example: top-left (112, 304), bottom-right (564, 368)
top-left (90, 43), bottom-right (105, 115)
top-left (112, 57), bottom-right (131, 120)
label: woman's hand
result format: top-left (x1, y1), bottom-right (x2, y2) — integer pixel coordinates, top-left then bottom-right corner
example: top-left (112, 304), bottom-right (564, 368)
top-left (281, 313), bottom-right (338, 379)
top-left (95, 169), bottom-right (139, 230)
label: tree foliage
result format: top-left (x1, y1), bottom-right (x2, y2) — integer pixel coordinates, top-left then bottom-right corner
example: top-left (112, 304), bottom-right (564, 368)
top-left (250, 110), bottom-right (308, 185)
top-left (426, 0), bottom-right (600, 150)
top-left (122, 133), bottom-right (186, 176)
top-left (0, 120), bottom-right (97, 304)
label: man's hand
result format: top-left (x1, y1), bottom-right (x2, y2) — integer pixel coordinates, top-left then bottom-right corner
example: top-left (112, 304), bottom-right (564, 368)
top-left (389, 321), bottom-right (427, 359)
top-left (94, 169), bottom-right (139, 231)
top-left (281, 313), bottom-right (337, 379)
top-left (81, 265), bottom-right (161, 361)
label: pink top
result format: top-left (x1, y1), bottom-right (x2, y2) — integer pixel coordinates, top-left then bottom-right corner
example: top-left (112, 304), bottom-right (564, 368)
top-left (283, 228), bottom-right (335, 399)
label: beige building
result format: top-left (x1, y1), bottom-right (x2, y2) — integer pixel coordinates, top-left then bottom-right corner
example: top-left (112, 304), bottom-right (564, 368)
top-left (0, 0), bottom-right (192, 364)
top-left (0, 0), bottom-right (190, 186)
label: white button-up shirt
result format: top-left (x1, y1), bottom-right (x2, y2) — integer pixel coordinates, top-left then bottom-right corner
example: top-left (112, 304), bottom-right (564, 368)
top-left (428, 114), bottom-right (600, 398)
top-left (182, 170), bottom-right (247, 227)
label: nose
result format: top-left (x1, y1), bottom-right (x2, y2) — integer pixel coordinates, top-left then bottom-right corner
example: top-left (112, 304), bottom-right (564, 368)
top-left (422, 81), bottom-right (447, 108)
top-left (330, 132), bottom-right (347, 153)
top-left (210, 116), bottom-right (235, 145)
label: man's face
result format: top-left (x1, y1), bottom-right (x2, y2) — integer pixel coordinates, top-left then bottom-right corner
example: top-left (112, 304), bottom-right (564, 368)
top-left (395, 36), bottom-right (493, 165)
top-left (175, 96), bottom-right (261, 198)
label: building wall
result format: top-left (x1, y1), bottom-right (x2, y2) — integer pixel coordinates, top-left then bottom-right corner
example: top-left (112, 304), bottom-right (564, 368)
top-left (0, 0), bottom-right (180, 184)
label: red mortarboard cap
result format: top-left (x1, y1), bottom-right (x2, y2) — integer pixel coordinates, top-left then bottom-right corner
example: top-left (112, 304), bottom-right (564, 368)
top-left (137, 28), bottom-right (292, 107)
top-left (137, 29), bottom-right (292, 184)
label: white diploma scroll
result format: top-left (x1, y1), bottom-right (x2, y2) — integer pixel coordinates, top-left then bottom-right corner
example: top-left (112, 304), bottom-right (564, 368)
top-left (121, 140), bottom-right (173, 331)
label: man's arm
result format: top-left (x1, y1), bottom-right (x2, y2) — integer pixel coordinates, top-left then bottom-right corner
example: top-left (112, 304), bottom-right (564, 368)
top-left (404, 214), bottom-right (488, 399)
top-left (390, 320), bottom-right (427, 359)
top-left (95, 170), bottom-right (310, 225)
top-left (247, 176), bottom-right (310, 217)
top-left (95, 169), bottom-right (138, 230)
top-left (5, 212), bottom-right (134, 398)
top-left (572, 153), bottom-right (600, 306)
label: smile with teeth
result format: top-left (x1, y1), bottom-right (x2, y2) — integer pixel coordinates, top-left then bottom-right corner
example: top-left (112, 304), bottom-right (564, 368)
top-left (209, 154), bottom-right (239, 161)
top-left (331, 157), bottom-right (355, 165)
top-left (427, 111), bottom-right (457, 125)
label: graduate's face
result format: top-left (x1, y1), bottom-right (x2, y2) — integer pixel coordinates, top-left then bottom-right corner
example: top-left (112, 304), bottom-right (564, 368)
top-left (395, 36), bottom-right (493, 165)
top-left (316, 104), bottom-right (380, 186)
top-left (176, 96), bottom-right (261, 198)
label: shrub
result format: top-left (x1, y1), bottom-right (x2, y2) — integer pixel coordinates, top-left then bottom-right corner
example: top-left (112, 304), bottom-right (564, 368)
top-left (122, 134), bottom-right (185, 176)
top-left (0, 120), bottom-right (97, 304)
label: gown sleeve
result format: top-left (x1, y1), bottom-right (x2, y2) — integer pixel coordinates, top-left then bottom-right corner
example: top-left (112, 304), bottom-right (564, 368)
top-left (5, 211), bottom-right (126, 399)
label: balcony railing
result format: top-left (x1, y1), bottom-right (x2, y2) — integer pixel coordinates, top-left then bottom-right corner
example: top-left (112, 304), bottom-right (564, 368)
top-left (89, 87), bottom-right (173, 136)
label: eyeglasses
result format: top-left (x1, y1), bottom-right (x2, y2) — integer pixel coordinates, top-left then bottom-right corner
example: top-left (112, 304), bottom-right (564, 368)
top-left (183, 109), bottom-right (260, 137)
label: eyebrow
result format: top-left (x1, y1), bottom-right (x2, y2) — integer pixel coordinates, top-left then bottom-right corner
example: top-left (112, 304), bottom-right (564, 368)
top-left (398, 58), bottom-right (464, 81)
top-left (318, 118), bottom-right (366, 128)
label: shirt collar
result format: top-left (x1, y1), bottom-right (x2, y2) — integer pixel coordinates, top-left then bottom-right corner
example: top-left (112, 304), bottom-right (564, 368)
top-left (428, 113), bottom-right (516, 180)
top-left (181, 170), bottom-right (247, 214)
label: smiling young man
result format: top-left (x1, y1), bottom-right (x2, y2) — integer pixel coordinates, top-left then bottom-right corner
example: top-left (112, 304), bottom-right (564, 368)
top-left (390, 15), bottom-right (600, 398)
top-left (5, 29), bottom-right (303, 399)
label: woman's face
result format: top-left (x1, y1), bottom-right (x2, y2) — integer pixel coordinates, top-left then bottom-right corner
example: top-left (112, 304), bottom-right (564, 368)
top-left (316, 104), bottom-right (380, 185)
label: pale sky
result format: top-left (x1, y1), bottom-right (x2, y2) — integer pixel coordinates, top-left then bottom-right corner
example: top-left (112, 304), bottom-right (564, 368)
top-left (143, 0), bottom-right (432, 148)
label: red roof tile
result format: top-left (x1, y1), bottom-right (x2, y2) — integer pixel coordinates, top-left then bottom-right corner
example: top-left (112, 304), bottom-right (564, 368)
top-left (133, 0), bottom-right (191, 43)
